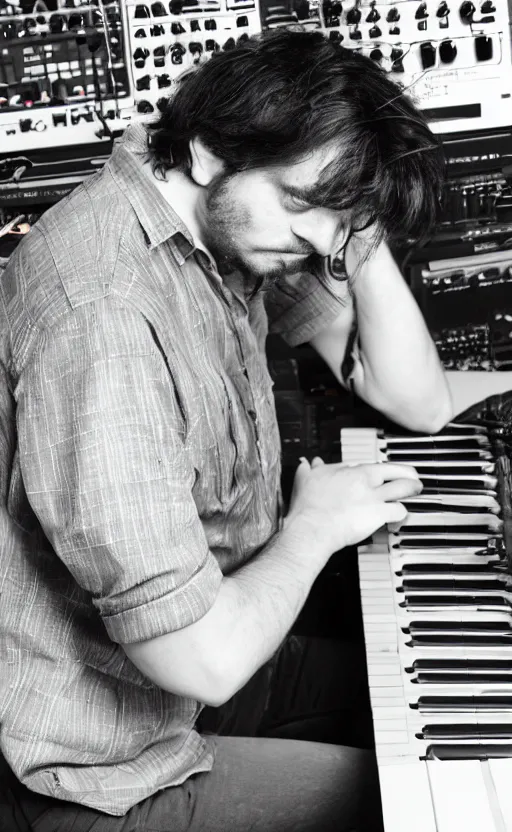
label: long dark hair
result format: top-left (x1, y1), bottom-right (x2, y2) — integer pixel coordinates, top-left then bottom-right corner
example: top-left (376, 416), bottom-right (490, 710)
top-left (147, 29), bottom-right (444, 245)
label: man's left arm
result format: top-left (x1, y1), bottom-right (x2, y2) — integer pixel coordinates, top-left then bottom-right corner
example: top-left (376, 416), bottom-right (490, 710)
top-left (310, 237), bottom-right (453, 433)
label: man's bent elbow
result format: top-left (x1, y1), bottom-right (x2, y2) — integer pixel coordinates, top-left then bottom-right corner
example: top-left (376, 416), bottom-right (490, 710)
top-left (396, 395), bottom-right (453, 435)
top-left (123, 638), bottom-right (238, 707)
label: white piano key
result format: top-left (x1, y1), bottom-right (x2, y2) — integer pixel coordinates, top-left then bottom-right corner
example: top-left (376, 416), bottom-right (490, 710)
top-left (343, 422), bottom-right (512, 830)
top-left (371, 706), bottom-right (405, 720)
top-left (405, 494), bottom-right (499, 508)
top-left (488, 759), bottom-right (512, 830)
top-left (378, 762), bottom-right (436, 832)
top-left (377, 742), bottom-right (424, 758)
top-left (359, 585), bottom-right (394, 595)
top-left (367, 675), bottom-right (403, 687)
top-left (372, 696), bottom-right (408, 708)
top-left (360, 580), bottom-right (393, 589)
top-left (401, 512), bottom-right (502, 530)
top-left (371, 688), bottom-right (406, 702)
top-left (372, 719), bottom-right (409, 732)
top-left (374, 729), bottom-right (410, 745)
top-left (366, 659), bottom-right (402, 672)
top-left (427, 760), bottom-right (498, 832)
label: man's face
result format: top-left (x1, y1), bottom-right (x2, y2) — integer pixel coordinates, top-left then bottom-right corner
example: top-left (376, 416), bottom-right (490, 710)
top-left (197, 145), bottom-right (351, 289)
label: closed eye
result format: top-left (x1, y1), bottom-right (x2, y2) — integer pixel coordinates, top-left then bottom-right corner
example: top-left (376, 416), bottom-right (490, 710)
top-left (284, 193), bottom-right (315, 213)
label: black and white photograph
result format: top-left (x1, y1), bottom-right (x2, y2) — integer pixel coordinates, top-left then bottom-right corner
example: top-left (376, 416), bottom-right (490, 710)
top-left (1, 2), bottom-right (512, 830)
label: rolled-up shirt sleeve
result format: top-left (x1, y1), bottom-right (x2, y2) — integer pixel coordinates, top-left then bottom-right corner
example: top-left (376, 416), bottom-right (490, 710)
top-left (16, 298), bottom-right (223, 644)
top-left (266, 270), bottom-right (349, 346)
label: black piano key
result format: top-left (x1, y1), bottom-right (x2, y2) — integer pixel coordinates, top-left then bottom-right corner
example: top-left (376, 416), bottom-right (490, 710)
top-left (426, 744), bottom-right (512, 760)
top-left (402, 502), bottom-right (495, 514)
top-left (407, 633), bottom-right (512, 646)
top-left (416, 672), bottom-right (512, 684)
top-left (414, 696), bottom-right (512, 710)
top-left (419, 724), bottom-right (512, 740)
top-left (394, 536), bottom-right (494, 548)
top-left (405, 620), bottom-right (512, 646)
top-left (415, 465), bottom-right (493, 476)
top-left (421, 482), bottom-right (495, 492)
top-left (399, 524), bottom-right (497, 534)
top-left (406, 658), bottom-right (512, 684)
top-left (402, 593), bottom-right (510, 607)
top-left (388, 436), bottom-right (490, 449)
top-left (388, 450), bottom-right (490, 461)
top-left (401, 564), bottom-right (497, 574)
top-left (410, 659), bottom-right (512, 670)
top-left (407, 620), bottom-right (509, 630)
top-left (402, 577), bottom-right (507, 590)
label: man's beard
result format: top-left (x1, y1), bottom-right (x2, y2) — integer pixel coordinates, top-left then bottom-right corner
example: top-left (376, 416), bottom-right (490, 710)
top-left (200, 172), bottom-right (318, 293)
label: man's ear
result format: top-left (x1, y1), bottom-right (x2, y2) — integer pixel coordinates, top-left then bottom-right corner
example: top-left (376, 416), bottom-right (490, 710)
top-left (189, 137), bottom-right (224, 186)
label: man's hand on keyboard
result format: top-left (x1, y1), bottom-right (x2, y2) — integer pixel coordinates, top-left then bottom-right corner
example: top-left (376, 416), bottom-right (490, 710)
top-left (285, 456), bottom-right (423, 555)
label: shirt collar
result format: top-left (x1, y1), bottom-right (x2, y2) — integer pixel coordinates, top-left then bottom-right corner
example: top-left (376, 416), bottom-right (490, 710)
top-left (107, 122), bottom-right (195, 263)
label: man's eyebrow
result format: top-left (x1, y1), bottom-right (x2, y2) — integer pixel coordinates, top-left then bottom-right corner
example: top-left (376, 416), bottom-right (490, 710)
top-left (279, 182), bottom-right (319, 201)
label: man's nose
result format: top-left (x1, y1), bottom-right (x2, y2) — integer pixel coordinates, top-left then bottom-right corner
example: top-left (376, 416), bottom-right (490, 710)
top-left (291, 207), bottom-right (346, 258)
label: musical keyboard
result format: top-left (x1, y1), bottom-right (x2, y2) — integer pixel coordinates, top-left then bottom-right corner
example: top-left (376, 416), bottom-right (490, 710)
top-left (341, 418), bottom-right (512, 832)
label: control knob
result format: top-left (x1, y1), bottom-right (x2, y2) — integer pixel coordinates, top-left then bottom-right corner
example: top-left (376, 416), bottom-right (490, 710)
top-left (346, 6), bottom-right (361, 23)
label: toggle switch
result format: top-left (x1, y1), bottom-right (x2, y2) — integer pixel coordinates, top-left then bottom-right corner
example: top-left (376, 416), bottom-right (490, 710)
top-left (475, 35), bottom-right (493, 61)
top-left (346, 7), bottom-right (361, 23)
top-left (420, 41), bottom-right (436, 69)
top-left (439, 39), bottom-right (457, 62)
top-left (459, 1), bottom-right (475, 21)
top-left (137, 99), bottom-right (154, 113)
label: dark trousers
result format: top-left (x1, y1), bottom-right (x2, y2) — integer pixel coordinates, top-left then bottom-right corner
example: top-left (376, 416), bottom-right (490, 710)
top-left (0, 635), bottom-right (384, 832)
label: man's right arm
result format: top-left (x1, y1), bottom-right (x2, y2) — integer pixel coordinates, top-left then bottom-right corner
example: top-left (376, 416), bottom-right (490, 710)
top-left (16, 295), bottom-right (422, 708)
top-left (123, 458), bottom-right (423, 706)
top-left (123, 514), bottom-right (328, 707)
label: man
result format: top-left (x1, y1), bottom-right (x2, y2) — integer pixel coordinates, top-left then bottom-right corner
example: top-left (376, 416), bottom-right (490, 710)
top-left (0, 31), bottom-right (451, 832)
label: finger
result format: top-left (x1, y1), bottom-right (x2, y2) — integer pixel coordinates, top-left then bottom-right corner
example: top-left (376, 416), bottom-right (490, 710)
top-left (383, 501), bottom-right (408, 525)
top-left (364, 501), bottom-right (408, 537)
top-left (294, 457), bottom-right (311, 480)
top-left (363, 462), bottom-right (421, 487)
top-left (377, 477), bottom-right (423, 503)
top-left (311, 457), bottom-right (325, 469)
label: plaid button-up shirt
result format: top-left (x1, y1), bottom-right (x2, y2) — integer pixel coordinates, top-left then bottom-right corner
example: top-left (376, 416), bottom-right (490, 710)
top-left (0, 124), bottom-right (346, 815)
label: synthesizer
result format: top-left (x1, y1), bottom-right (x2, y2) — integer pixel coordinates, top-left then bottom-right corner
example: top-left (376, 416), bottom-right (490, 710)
top-left (341, 392), bottom-right (512, 831)
top-left (405, 128), bottom-right (512, 374)
top-left (316, 0), bottom-right (512, 134)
